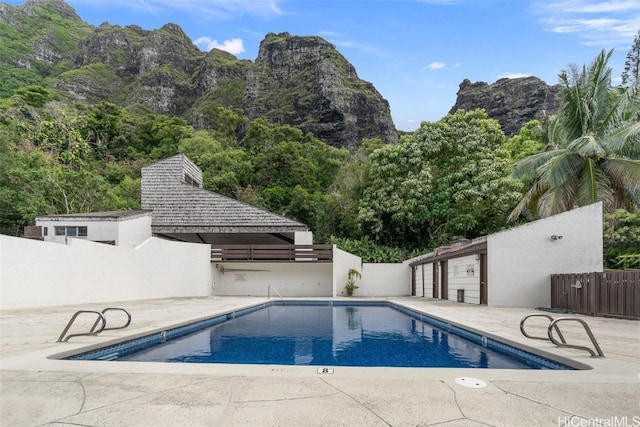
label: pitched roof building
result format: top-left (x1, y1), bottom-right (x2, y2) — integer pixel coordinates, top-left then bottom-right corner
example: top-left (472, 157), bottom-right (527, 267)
top-left (141, 154), bottom-right (309, 244)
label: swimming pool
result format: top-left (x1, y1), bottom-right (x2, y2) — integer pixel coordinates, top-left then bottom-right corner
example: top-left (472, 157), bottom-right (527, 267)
top-left (65, 301), bottom-right (574, 370)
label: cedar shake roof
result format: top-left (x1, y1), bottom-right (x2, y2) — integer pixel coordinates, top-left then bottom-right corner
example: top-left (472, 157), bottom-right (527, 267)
top-left (141, 154), bottom-right (308, 233)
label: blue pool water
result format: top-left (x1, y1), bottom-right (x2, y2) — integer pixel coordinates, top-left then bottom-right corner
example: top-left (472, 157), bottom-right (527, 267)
top-left (68, 302), bottom-right (573, 369)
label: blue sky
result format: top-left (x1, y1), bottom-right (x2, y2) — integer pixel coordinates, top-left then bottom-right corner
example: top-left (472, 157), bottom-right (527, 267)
top-left (6, 0), bottom-right (640, 130)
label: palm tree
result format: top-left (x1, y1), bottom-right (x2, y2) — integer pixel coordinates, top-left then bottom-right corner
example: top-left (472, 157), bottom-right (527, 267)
top-left (509, 49), bottom-right (640, 221)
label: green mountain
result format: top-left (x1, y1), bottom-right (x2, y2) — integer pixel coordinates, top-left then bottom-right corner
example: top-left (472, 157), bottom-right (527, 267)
top-left (0, 0), bottom-right (398, 150)
top-left (0, 0), bottom-right (93, 95)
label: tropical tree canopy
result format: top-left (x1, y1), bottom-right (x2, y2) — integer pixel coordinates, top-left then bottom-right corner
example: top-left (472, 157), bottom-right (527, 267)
top-left (509, 49), bottom-right (640, 220)
top-left (358, 109), bottom-right (522, 247)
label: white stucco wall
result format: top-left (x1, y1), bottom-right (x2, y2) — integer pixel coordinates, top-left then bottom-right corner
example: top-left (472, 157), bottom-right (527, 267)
top-left (333, 247), bottom-right (362, 297)
top-left (294, 231), bottom-right (313, 245)
top-left (116, 215), bottom-right (153, 247)
top-left (447, 255), bottom-right (480, 304)
top-left (212, 262), bottom-right (332, 296)
top-left (487, 202), bottom-right (603, 308)
top-left (36, 214), bottom-right (151, 247)
top-left (0, 235), bottom-right (210, 309)
top-left (358, 263), bottom-right (410, 296)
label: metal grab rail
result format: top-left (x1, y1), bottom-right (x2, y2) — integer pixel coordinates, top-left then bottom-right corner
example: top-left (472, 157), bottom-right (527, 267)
top-left (520, 313), bottom-right (567, 344)
top-left (89, 307), bottom-right (132, 333)
top-left (547, 318), bottom-right (605, 357)
top-left (267, 285), bottom-right (283, 300)
top-left (57, 310), bottom-right (106, 342)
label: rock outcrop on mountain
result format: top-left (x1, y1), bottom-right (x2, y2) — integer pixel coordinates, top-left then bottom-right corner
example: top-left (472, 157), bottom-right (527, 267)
top-left (62, 22), bottom-right (204, 115)
top-left (449, 77), bottom-right (561, 136)
top-left (244, 33), bottom-right (397, 150)
top-left (1, 1), bottom-right (398, 150)
top-left (0, 0), bottom-right (92, 83)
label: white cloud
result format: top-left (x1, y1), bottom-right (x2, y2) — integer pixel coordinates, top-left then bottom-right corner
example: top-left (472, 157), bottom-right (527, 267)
top-left (533, 0), bottom-right (640, 45)
top-left (495, 72), bottom-right (532, 79)
top-left (321, 34), bottom-right (392, 59)
top-left (454, 62), bottom-right (461, 68)
top-left (195, 37), bottom-right (245, 54)
top-left (71, 0), bottom-right (284, 19)
top-left (318, 30), bottom-right (341, 38)
top-left (428, 62), bottom-right (446, 69)
top-left (545, 0), bottom-right (640, 14)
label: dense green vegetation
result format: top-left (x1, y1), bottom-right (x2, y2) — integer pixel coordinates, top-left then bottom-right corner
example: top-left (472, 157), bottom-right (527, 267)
top-left (1, 18), bottom-right (638, 268)
top-left (358, 109), bottom-right (522, 248)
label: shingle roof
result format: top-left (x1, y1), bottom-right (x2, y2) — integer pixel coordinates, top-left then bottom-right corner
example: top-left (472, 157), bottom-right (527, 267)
top-left (144, 185), bottom-right (307, 229)
top-left (141, 155), bottom-right (308, 232)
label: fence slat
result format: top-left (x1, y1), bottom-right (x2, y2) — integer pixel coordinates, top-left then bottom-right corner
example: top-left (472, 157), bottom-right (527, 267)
top-left (551, 271), bottom-right (639, 320)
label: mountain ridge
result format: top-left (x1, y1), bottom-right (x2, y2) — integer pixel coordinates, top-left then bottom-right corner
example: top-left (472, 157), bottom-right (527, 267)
top-left (1, 0), bottom-right (561, 146)
top-left (1, 0), bottom-right (398, 150)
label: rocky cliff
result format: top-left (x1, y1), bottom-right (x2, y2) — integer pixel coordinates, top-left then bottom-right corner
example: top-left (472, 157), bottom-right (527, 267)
top-left (1, 1), bottom-right (398, 150)
top-left (449, 77), bottom-right (561, 136)
top-left (0, 0), bottom-right (93, 95)
top-left (244, 33), bottom-right (397, 150)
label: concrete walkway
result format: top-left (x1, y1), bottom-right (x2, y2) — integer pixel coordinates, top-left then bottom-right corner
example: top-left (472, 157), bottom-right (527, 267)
top-left (1, 297), bottom-right (638, 426)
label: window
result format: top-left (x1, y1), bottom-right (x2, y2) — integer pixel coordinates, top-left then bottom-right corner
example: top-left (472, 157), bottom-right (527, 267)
top-left (54, 226), bottom-right (88, 238)
top-left (184, 173), bottom-right (201, 188)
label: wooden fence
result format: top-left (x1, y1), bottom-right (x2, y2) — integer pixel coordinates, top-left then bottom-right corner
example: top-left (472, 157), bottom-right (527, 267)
top-left (211, 244), bottom-right (333, 263)
top-left (550, 271), bottom-right (640, 319)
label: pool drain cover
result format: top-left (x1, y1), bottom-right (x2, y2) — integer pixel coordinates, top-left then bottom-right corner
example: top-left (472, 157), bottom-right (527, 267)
top-left (455, 377), bottom-right (487, 388)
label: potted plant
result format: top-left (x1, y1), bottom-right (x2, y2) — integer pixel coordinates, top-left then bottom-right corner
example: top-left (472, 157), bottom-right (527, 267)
top-left (345, 268), bottom-right (361, 296)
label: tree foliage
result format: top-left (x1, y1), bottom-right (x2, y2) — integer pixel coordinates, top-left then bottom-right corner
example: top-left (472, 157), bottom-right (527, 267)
top-left (603, 208), bottom-right (640, 269)
top-left (504, 120), bottom-right (546, 162)
top-left (358, 109), bottom-right (522, 247)
top-left (2, 47), bottom-right (636, 265)
top-left (510, 49), bottom-right (640, 220)
top-left (622, 30), bottom-right (640, 86)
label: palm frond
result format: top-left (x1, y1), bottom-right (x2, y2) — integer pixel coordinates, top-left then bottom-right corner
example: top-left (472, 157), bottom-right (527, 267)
top-left (576, 159), bottom-right (614, 207)
top-left (537, 152), bottom-right (582, 188)
top-left (546, 171), bottom-right (579, 215)
top-left (588, 50), bottom-right (614, 130)
top-left (514, 49), bottom-right (635, 218)
top-left (546, 115), bottom-right (567, 149)
top-left (512, 149), bottom-right (565, 179)
top-left (566, 134), bottom-right (605, 158)
top-left (559, 68), bottom-right (587, 139)
top-left (604, 121), bottom-right (640, 159)
top-left (507, 178), bottom-right (547, 221)
top-left (601, 158), bottom-right (640, 206)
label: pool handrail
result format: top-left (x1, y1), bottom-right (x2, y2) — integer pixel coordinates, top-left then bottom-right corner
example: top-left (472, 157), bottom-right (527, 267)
top-left (547, 317), bottom-right (605, 357)
top-left (57, 310), bottom-right (106, 342)
top-left (89, 307), bottom-right (132, 333)
top-left (267, 285), bottom-right (283, 300)
top-left (520, 313), bottom-right (567, 344)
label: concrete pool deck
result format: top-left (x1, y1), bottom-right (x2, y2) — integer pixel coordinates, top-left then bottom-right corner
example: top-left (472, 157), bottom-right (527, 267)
top-left (1, 297), bottom-right (638, 426)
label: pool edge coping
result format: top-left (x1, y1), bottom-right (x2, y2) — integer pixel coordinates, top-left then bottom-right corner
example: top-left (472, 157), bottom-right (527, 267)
top-left (47, 299), bottom-right (592, 371)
